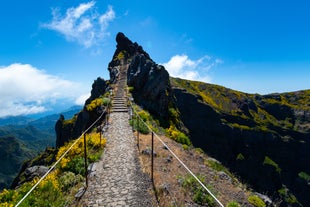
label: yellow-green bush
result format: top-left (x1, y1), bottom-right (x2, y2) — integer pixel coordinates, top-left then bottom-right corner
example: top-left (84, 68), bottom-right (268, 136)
top-left (116, 50), bottom-right (127, 60)
top-left (248, 195), bottom-right (266, 207)
top-left (166, 125), bottom-right (191, 146)
top-left (0, 132), bottom-right (106, 206)
top-left (138, 110), bottom-right (151, 122)
top-left (0, 171), bottom-right (66, 206)
top-left (263, 156), bottom-right (281, 173)
top-left (86, 98), bottom-right (104, 112)
top-left (56, 133), bottom-right (106, 173)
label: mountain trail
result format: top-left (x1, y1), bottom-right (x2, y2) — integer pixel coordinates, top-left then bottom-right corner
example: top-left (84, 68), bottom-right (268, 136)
top-left (78, 60), bottom-right (155, 207)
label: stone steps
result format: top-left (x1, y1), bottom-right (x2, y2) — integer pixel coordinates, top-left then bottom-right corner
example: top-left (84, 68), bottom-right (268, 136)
top-left (111, 61), bottom-right (128, 113)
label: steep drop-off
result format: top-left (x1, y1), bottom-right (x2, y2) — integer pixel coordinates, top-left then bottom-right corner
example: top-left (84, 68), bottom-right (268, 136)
top-left (171, 78), bottom-right (310, 206)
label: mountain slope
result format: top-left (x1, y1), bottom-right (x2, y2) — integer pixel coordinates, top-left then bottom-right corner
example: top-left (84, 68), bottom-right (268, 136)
top-left (171, 77), bottom-right (310, 206)
top-left (0, 136), bottom-right (35, 190)
top-left (0, 106), bottom-right (81, 190)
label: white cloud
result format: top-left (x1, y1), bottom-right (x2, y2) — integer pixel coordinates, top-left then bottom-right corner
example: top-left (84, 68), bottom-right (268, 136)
top-left (75, 93), bottom-right (90, 105)
top-left (0, 63), bottom-right (84, 117)
top-left (42, 1), bottom-right (115, 48)
top-left (162, 54), bottom-right (222, 83)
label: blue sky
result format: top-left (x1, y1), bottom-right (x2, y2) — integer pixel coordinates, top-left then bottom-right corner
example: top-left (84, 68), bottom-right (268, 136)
top-left (0, 0), bottom-right (309, 117)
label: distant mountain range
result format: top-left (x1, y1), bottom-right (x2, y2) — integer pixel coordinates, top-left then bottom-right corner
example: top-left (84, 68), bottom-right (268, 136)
top-left (0, 106), bottom-right (81, 190)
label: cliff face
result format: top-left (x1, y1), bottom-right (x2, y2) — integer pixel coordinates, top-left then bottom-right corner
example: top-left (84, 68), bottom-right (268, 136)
top-left (55, 77), bottom-right (109, 148)
top-left (109, 32), bottom-right (172, 121)
top-left (171, 78), bottom-right (310, 206)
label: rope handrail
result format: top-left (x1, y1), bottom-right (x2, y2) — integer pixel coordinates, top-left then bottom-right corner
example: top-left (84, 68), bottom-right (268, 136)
top-left (15, 108), bottom-right (106, 207)
top-left (130, 102), bottom-right (225, 207)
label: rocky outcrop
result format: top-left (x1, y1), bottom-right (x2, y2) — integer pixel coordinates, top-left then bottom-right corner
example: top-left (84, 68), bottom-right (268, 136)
top-left (127, 54), bottom-right (171, 118)
top-left (108, 32), bottom-right (172, 120)
top-left (55, 77), bottom-right (109, 148)
top-left (11, 147), bottom-right (57, 189)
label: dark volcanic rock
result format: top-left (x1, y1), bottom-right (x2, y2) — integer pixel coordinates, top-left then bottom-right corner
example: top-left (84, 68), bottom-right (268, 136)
top-left (55, 77), bottom-right (109, 148)
top-left (85, 77), bottom-right (109, 105)
top-left (108, 32), bottom-right (172, 120)
top-left (173, 87), bottom-right (310, 206)
top-left (128, 54), bottom-right (171, 118)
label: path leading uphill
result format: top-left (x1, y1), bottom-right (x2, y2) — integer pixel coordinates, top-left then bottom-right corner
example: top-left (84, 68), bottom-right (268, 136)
top-left (79, 60), bottom-right (154, 207)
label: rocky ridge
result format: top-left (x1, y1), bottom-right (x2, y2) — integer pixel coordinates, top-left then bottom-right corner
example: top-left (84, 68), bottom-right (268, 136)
top-left (106, 33), bottom-right (310, 206)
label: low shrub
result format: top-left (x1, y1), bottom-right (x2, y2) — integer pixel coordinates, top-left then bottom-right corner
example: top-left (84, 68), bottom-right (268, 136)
top-left (0, 132), bottom-right (106, 206)
top-left (298, 171), bottom-right (310, 182)
top-left (130, 118), bottom-right (150, 134)
top-left (248, 195), bottom-right (266, 207)
top-left (182, 144), bottom-right (189, 150)
top-left (227, 200), bottom-right (241, 207)
top-left (60, 172), bottom-right (84, 192)
top-left (263, 156), bottom-right (281, 173)
top-left (166, 125), bottom-right (191, 146)
top-left (181, 174), bottom-right (216, 206)
top-left (236, 153), bottom-right (245, 161)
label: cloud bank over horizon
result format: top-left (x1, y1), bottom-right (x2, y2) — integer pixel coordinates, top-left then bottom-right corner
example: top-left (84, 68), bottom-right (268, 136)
top-left (42, 1), bottom-right (115, 48)
top-left (0, 63), bottom-right (88, 117)
top-left (162, 54), bottom-right (222, 83)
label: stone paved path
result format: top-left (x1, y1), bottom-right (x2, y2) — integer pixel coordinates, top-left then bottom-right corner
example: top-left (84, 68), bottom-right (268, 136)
top-left (79, 112), bottom-right (154, 207)
top-left (79, 58), bottom-right (154, 206)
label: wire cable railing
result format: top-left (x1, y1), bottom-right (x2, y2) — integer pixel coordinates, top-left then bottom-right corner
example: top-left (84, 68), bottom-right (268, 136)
top-left (129, 101), bottom-right (225, 207)
top-left (14, 108), bottom-right (107, 207)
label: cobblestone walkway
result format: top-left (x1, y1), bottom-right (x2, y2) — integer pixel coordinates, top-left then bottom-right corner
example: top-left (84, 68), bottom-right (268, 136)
top-left (79, 109), bottom-right (154, 206)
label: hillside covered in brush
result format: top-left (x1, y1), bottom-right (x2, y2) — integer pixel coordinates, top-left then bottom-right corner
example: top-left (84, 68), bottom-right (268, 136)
top-left (170, 77), bottom-right (310, 206)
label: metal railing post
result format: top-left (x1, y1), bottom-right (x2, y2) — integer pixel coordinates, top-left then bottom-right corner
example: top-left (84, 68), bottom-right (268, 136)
top-left (151, 131), bottom-right (154, 185)
top-left (83, 133), bottom-right (88, 187)
top-left (137, 116), bottom-right (140, 145)
top-left (100, 126), bottom-right (102, 144)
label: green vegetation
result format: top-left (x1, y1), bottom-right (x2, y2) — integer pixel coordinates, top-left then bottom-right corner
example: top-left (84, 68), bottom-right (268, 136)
top-left (247, 195), bottom-right (266, 207)
top-left (298, 171), bottom-right (310, 182)
top-left (127, 86), bottom-right (134, 93)
top-left (278, 187), bottom-right (301, 206)
top-left (0, 132), bottom-right (106, 206)
top-left (116, 50), bottom-right (127, 60)
top-left (227, 200), bottom-right (241, 207)
top-left (207, 159), bottom-right (226, 172)
top-left (180, 174), bottom-right (216, 206)
top-left (263, 156), bottom-right (281, 173)
top-left (170, 77), bottom-right (310, 134)
top-left (182, 144), bottom-right (189, 150)
top-left (236, 153), bottom-right (245, 161)
top-left (229, 123), bottom-right (251, 130)
top-left (195, 148), bottom-right (204, 154)
top-left (130, 109), bottom-right (151, 134)
top-left (86, 96), bottom-right (110, 112)
top-left (166, 125), bottom-right (191, 146)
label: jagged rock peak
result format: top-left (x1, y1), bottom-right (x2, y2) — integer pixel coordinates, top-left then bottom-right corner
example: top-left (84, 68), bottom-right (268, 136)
top-left (109, 32), bottom-right (173, 120)
top-left (109, 32), bottom-right (151, 69)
